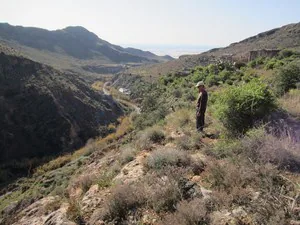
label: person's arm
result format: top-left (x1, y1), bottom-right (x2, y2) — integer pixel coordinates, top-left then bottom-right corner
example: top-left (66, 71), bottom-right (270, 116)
top-left (196, 92), bottom-right (202, 116)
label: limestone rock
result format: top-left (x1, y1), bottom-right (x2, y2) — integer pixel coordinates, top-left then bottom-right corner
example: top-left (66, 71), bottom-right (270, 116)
top-left (12, 196), bottom-right (75, 225)
top-left (81, 184), bottom-right (108, 216)
top-left (114, 153), bottom-right (146, 184)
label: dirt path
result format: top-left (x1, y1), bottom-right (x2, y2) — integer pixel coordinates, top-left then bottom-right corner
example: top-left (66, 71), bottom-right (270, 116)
top-left (103, 82), bottom-right (111, 95)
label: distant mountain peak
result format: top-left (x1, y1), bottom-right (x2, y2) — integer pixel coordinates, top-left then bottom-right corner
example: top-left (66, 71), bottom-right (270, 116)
top-left (62, 26), bottom-right (99, 41)
top-left (64, 26), bottom-right (89, 31)
top-left (63, 26), bottom-right (94, 35)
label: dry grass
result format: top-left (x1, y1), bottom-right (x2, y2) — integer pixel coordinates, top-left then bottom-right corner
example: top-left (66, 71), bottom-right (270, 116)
top-left (280, 89), bottom-right (300, 118)
top-left (175, 131), bottom-right (204, 151)
top-left (34, 154), bottom-right (72, 175)
top-left (145, 147), bottom-right (191, 170)
top-left (166, 108), bottom-right (194, 132)
top-left (201, 158), bottom-right (297, 223)
top-left (242, 128), bottom-right (300, 172)
top-left (68, 173), bottom-right (97, 194)
top-left (66, 199), bottom-right (84, 224)
top-left (91, 81), bottom-right (104, 91)
top-left (96, 116), bottom-right (133, 145)
top-left (162, 198), bottom-right (210, 225)
top-left (145, 175), bottom-right (182, 213)
top-left (119, 145), bottom-right (138, 165)
top-left (135, 126), bottom-right (165, 150)
top-left (33, 116), bottom-right (131, 176)
top-left (43, 198), bottom-right (62, 215)
top-left (98, 183), bottom-right (146, 222)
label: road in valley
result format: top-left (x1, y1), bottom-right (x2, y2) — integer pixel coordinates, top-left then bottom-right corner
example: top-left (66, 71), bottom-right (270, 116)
top-left (103, 82), bottom-right (141, 114)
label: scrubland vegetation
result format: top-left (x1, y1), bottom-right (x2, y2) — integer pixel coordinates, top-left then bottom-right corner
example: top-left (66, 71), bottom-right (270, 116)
top-left (1, 49), bottom-right (300, 225)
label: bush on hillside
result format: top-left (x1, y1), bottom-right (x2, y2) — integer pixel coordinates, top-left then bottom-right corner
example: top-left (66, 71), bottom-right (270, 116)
top-left (275, 62), bottom-right (300, 95)
top-left (145, 147), bottom-right (190, 170)
top-left (264, 58), bottom-right (284, 70)
top-left (213, 80), bottom-right (276, 136)
top-left (278, 49), bottom-right (297, 59)
top-left (100, 184), bottom-right (146, 222)
top-left (192, 69), bottom-right (207, 83)
top-left (119, 145), bottom-right (138, 165)
top-left (135, 127), bottom-right (165, 150)
top-left (248, 57), bottom-right (266, 68)
top-left (234, 62), bottom-right (247, 69)
top-left (133, 86), bottom-right (168, 129)
top-left (162, 198), bottom-right (210, 224)
top-left (205, 74), bottom-right (219, 87)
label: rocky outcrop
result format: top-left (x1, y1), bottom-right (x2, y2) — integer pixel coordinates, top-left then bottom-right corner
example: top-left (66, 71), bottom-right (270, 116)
top-left (11, 196), bottom-right (76, 225)
top-left (248, 49), bottom-right (280, 61)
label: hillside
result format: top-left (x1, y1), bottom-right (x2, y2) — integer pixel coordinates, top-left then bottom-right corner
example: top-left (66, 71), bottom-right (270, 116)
top-left (1, 52), bottom-right (300, 224)
top-left (0, 52), bottom-right (123, 163)
top-left (0, 23), bottom-right (173, 77)
top-left (127, 22), bottom-right (300, 78)
top-left (1, 21), bottom-right (300, 225)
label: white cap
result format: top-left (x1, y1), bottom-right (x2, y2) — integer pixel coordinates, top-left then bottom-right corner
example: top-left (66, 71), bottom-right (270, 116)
top-left (195, 81), bottom-right (205, 87)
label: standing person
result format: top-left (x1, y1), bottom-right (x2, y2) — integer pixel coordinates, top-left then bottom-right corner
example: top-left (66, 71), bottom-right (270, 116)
top-left (196, 81), bottom-right (208, 132)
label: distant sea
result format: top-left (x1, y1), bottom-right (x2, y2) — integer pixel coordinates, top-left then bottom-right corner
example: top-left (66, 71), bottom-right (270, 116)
top-left (122, 44), bottom-right (217, 58)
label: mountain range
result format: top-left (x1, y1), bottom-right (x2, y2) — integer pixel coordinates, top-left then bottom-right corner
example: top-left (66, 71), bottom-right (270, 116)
top-left (0, 23), bottom-right (173, 77)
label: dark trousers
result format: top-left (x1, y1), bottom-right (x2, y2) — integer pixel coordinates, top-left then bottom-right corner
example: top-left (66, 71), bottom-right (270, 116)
top-left (196, 112), bottom-right (205, 131)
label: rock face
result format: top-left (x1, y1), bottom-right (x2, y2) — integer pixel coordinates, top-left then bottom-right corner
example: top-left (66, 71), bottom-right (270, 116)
top-left (0, 53), bottom-right (123, 162)
top-left (12, 196), bottom-right (76, 225)
top-left (248, 49), bottom-right (280, 61)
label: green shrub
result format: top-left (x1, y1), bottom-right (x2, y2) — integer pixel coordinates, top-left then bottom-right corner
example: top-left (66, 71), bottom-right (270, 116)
top-left (173, 89), bottom-right (182, 98)
top-left (148, 128), bottom-right (165, 143)
top-left (242, 70), bottom-right (258, 83)
top-left (192, 70), bottom-right (207, 83)
top-left (275, 62), bottom-right (300, 95)
top-left (234, 62), bottom-right (247, 69)
top-left (219, 70), bottom-right (232, 83)
top-left (265, 58), bottom-right (284, 70)
top-left (213, 80), bottom-right (276, 136)
top-left (265, 58), bottom-right (276, 70)
top-left (278, 49), bottom-right (296, 59)
top-left (248, 57), bottom-right (266, 68)
top-left (133, 107), bottom-right (167, 130)
top-left (205, 74), bottom-right (219, 87)
top-left (183, 89), bottom-right (196, 101)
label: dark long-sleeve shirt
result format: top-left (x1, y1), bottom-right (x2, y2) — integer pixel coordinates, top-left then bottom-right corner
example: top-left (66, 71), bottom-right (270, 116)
top-left (196, 90), bottom-right (208, 113)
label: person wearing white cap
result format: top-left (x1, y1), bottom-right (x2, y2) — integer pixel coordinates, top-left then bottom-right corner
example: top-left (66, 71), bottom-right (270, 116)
top-left (195, 81), bottom-right (208, 132)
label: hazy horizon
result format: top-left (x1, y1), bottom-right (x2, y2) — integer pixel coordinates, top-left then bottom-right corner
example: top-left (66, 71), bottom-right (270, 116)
top-left (121, 44), bottom-right (216, 58)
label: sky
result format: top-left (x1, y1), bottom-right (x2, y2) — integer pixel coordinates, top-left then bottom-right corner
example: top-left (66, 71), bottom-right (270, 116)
top-left (1, 0), bottom-right (300, 54)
